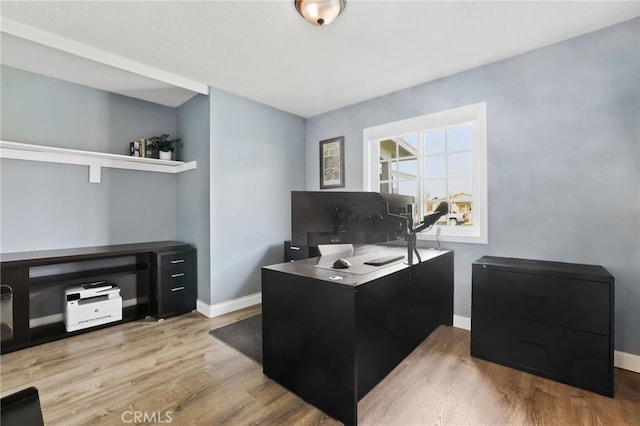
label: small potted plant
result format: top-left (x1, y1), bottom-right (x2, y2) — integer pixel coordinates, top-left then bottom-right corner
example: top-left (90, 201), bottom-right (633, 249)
top-left (155, 134), bottom-right (182, 160)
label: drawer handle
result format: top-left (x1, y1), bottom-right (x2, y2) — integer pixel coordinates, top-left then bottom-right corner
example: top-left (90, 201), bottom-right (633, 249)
top-left (171, 259), bottom-right (185, 264)
top-left (171, 273), bottom-right (185, 278)
top-left (519, 339), bottom-right (547, 349)
top-left (290, 246), bottom-right (300, 250)
top-left (520, 293), bottom-right (548, 302)
top-left (171, 286), bottom-right (185, 292)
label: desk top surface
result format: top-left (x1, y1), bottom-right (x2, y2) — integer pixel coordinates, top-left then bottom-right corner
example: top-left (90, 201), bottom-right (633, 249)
top-left (0, 241), bottom-right (192, 266)
top-left (263, 244), bottom-right (451, 287)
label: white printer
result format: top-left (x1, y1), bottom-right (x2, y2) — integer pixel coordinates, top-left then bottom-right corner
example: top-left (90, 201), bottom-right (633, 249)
top-left (64, 281), bottom-right (122, 332)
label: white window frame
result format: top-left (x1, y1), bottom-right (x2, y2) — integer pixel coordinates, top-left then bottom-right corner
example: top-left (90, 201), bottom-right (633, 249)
top-left (362, 102), bottom-right (488, 244)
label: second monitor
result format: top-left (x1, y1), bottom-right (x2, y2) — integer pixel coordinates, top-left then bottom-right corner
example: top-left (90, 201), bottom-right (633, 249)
top-left (290, 191), bottom-right (415, 247)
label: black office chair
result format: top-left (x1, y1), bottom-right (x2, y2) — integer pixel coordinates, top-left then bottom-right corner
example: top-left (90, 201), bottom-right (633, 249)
top-left (0, 386), bottom-right (45, 426)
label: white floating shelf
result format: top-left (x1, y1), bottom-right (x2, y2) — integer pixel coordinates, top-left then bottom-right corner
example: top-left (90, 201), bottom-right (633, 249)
top-left (0, 140), bottom-right (197, 183)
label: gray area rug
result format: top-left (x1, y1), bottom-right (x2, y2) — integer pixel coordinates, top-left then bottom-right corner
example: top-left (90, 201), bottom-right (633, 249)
top-left (209, 314), bottom-right (262, 364)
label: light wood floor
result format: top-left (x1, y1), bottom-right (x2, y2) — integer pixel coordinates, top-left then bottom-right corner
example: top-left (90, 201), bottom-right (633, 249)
top-left (1, 306), bottom-right (638, 425)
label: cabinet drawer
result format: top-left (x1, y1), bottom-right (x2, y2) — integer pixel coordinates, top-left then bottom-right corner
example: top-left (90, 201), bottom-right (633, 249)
top-left (471, 313), bottom-right (612, 395)
top-left (159, 249), bottom-right (196, 275)
top-left (472, 266), bottom-right (610, 334)
top-left (159, 282), bottom-right (195, 315)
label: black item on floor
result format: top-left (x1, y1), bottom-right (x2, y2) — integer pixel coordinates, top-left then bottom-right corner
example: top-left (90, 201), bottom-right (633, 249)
top-left (1, 386), bottom-right (45, 426)
top-left (209, 314), bottom-right (262, 364)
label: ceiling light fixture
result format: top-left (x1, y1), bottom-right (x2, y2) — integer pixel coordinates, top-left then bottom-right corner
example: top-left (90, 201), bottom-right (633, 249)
top-left (295, 0), bottom-right (346, 26)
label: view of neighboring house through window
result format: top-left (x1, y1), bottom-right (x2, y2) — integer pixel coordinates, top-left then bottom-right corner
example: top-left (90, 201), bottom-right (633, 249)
top-left (363, 102), bottom-right (487, 244)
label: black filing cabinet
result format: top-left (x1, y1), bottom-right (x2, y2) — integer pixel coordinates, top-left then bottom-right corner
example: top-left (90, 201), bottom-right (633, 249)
top-left (152, 247), bottom-right (197, 319)
top-left (471, 256), bottom-right (614, 397)
top-left (284, 240), bottom-right (319, 262)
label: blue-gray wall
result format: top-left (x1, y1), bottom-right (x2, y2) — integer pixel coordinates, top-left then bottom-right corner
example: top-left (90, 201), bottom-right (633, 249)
top-left (0, 66), bottom-right (307, 312)
top-left (2, 18), bottom-right (637, 357)
top-left (0, 66), bottom-right (179, 252)
top-left (177, 94), bottom-right (211, 304)
top-left (209, 88), bottom-right (306, 304)
top-left (305, 18), bottom-right (640, 355)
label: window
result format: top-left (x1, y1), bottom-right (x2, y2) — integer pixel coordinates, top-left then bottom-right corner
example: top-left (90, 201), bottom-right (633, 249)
top-left (363, 102), bottom-right (487, 244)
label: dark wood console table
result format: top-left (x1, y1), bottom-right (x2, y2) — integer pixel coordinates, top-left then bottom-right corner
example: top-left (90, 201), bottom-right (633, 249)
top-left (0, 241), bottom-right (195, 354)
top-left (262, 245), bottom-right (454, 426)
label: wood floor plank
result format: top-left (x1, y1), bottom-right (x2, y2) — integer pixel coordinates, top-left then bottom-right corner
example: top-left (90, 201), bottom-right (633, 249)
top-left (358, 326), bottom-right (640, 426)
top-left (2, 307), bottom-right (638, 425)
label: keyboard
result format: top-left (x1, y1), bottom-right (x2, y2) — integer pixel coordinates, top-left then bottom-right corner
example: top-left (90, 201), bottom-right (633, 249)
top-left (364, 255), bottom-right (404, 266)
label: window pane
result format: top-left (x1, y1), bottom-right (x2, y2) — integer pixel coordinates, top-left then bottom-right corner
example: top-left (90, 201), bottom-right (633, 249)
top-left (447, 125), bottom-right (472, 151)
top-left (398, 180), bottom-right (417, 199)
top-left (397, 135), bottom-right (418, 159)
top-left (424, 130), bottom-right (445, 154)
top-left (398, 143), bottom-right (417, 159)
top-left (448, 176), bottom-right (472, 196)
top-left (402, 133), bottom-right (418, 148)
top-left (424, 155), bottom-right (446, 178)
top-left (397, 158), bottom-right (418, 178)
top-left (379, 182), bottom-right (390, 193)
top-left (447, 152), bottom-right (472, 176)
top-left (379, 139), bottom-right (397, 159)
top-left (450, 201), bottom-right (474, 226)
top-left (424, 179), bottom-right (446, 202)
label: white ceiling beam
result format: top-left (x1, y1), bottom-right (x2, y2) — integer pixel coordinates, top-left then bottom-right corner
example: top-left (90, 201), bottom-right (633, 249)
top-left (0, 17), bottom-right (209, 96)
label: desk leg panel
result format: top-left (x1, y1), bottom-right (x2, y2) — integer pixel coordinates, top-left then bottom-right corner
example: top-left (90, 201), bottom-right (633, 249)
top-left (355, 251), bottom-right (454, 398)
top-left (421, 250), bottom-right (454, 327)
top-left (262, 269), bottom-right (358, 425)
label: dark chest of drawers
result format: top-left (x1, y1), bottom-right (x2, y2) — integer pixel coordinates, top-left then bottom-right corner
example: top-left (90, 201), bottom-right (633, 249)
top-left (152, 247), bottom-right (197, 319)
top-left (471, 256), bottom-right (614, 397)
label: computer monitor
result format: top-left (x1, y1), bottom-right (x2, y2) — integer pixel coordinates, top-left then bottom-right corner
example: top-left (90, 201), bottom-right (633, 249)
top-left (291, 191), bottom-right (415, 247)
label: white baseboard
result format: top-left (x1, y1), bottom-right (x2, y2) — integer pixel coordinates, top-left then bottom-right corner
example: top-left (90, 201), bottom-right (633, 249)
top-left (453, 314), bottom-right (471, 330)
top-left (196, 292), bottom-right (262, 318)
top-left (614, 350), bottom-right (640, 373)
top-left (452, 315), bottom-right (639, 374)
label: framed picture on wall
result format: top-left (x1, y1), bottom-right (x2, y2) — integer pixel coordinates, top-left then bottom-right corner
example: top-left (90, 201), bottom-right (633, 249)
top-left (319, 136), bottom-right (345, 189)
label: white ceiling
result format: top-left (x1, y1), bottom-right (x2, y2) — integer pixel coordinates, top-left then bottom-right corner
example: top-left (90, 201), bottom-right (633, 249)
top-left (1, 1), bottom-right (638, 118)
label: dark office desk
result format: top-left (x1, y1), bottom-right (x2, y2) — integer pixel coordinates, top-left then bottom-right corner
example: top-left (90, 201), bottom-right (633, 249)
top-left (261, 245), bottom-right (453, 425)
